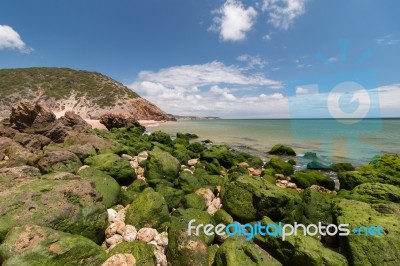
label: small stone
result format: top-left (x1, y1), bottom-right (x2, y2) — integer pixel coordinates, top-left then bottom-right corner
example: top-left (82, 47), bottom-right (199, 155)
top-left (107, 209), bottom-right (117, 223)
top-left (238, 162), bottom-right (249, 168)
top-left (136, 167), bottom-right (145, 176)
top-left (101, 254), bottom-right (136, 266)
top-left (154, 232), bottom-right (168, 247)
top-left (137, 228), bottom-right (158, 242)
top-left (137, 151), bottom-right (149, 163)
top-left (4, 155), bottom-right (9, 161)
top-left (123, 225), bottom-right (137, 242)
top-left (187, 158), bottom-right (199, 166)
top-left (182, 168), bottom-right (193, 175)
top-left (105, 223), bottom-right (118, 238)
top-left (195, 188), bottom-right (214, 207)
top-left (122, 154), bottom-right (133, 160)
top-left (130, 160), bottom-right (139, 169)
top-left (280, 180), bottom-right (288, 185)
top-left (154, 249), bottom-right (168, 266)
top-left (275, 173), bottom-right (285, 180)
top-left (116, 208), bottom-right (126, 221)
top-left (287, 182), bottom-right (297, 189)
top-left (77, 165), bottom-right (90, 172)
top-left (106, 234), bottom-right (123, 247)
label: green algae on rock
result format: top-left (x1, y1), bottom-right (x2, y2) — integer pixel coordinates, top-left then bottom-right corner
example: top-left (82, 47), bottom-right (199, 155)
top-left (0, 225), bottom-right (108, 266)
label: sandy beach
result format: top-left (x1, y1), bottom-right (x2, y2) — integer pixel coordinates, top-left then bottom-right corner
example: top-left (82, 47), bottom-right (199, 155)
top-left (84, 119), bottom-right (164, 130)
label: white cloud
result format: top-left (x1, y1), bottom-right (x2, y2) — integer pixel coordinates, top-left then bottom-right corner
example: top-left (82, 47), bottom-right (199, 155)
top-left (376, 35), bottom-right (399, 45)
top-left (132, 61), bottom-right (282, 89)
top-left (210, 0), bottom-right (257, 41)
top-left (262, 0), bottom-right (306, 30)
top-left (262, 34), bottom-right (272, 40)
top-left (0, 25), bottom-right (32, 53)
top-left (236, 54), bottom-right (267, 69)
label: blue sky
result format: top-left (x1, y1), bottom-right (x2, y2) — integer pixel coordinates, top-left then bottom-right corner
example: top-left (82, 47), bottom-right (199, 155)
top-left (1, 0), bottom-right (399, 118)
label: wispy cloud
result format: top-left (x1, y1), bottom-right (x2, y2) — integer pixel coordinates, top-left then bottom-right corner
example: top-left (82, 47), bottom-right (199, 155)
top-left (262, 0), bottom-right (306, 30)
top-left (236, 54), bottom-right (267, 69)
top-left (0, 25), bottom-right (33, 53)
top-left (376, 34), bottom-right (399, 45)
top-left (209, 0), bottom-right (257, 41)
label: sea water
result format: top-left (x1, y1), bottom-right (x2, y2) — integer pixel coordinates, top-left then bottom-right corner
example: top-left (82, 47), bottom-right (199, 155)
top-left (153, 119), bottom-right (400, 165)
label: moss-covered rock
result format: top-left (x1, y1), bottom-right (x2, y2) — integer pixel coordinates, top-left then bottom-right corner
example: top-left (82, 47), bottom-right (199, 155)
top-left (77, 167), bottom-right (120, 208)
top-left (214, 237), bottom-right (282, 266)
top-left (333, 199), bottom-right (400, 265)
top-left (0, 225), bottom-right (108, 266)
top-left (155, 185), bottom-right (185, 210)
top-left (0, 176), bottom-right (107, 243)
top-left (331, 162), bottom-right (355, 172)
top-left (337, 183), bottom-right (400, 204)
top-left (306, 160), bottom-right (331, 170)
top-left (221, 175), bottom-right (301, 222)
top-left (337, 170), bottom-right (394, 190)
top-left (149, 130), bottom-right (173, 146)
top-left (265, 158), bottom-right (294, 177)
top-left (84, 153), bottom-right (136, 185)
top-left (268, 144), bottom-right (296, 156)
top-left (213, 209), bottom-right (234, 225)
top-left (125, 188), bottom-right (169, 231)
top-left (108, 240), bottom-right (156, 266)
top-left (37, 150), bottom-right (82, 174)
top-left (201, 145), bottom-right (236, 168)
top-left (183, 193), bottom-right (207, 210)
top-left (254, 217), bottom-right (348, 266)
top-left (297, 188), bottom-right (333, 225)
top-left (119, 179), bottom-right (148, 206)
top-left (146, 146), bottom-right (180, 182)
top-left (67, 143), bottom-right (97, 160)
top-left (291, 170), bottom-right (335, 190)
top-left (178, 171), bottom-right (203, 193)
top-left (167, 209), bottom-right (213, 265)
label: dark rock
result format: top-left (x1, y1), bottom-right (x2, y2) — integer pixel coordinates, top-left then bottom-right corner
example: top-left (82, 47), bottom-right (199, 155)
top-left (67, 143), bottom-right (97, 160)
top-left (331, 162), bottom-right (355, 172)
top-left (59, 111), bottom-right (91, 132)
top-left (291, 170), bottom-right (335, 190)
top-left (307, 160), bottom-right (331, 170)
top-left (13, 132), bottom-right (52, 151)
top-left (268, 144), bottom-right (296, 156)
top-left (99, 113), bottom-right (144, 130)
top-left (303, 151), bottom-right (317, 160)
top-left (0, 225), bottom-right (108, 266)
top-left (42, 121), bottom-right (68, 143)
top-left (10, 100), bottom-right (57, 134)
top-left (37, 150), bottom-right (82, 174)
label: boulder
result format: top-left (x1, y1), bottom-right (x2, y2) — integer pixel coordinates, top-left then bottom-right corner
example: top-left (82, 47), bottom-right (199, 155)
top-left (338, 183), bottom-right (400, 204)
top-left (37, 150), bottom-right (82, 174)
top-left (119, 179), bottom-right (149, 206)
top-left (146, 146), bottom-right (180, 182)
top-left (183, 193), bottom-right (207, 210)
top-left (99, 113), bottom-right (144, 130)
top-left (0, 225), bottom-right (108, 266)
top-left (67, 143), bottom-right (97, 160)
top-left (291, 170), bottom-right (335, 190)
top-left (265, 158), bottom-right (294, 176)
top-left (9, 100), bottom-right (57, 134)
top-left (268, 144), bottom-right (296, 156)
top-left (84, 153), bottom-right (136, 185)
top-left (254, 217), bottom-right (348, 266)
top-left (12, 132), bottom-right (51, 151)
top-left (201, 145), bottom-right (236, 168)
top-left (0, 174), bottom-right (107, 243)
top-left (0, 137), bottom-right (38, 167)
top-left (221, 175), bottom-right (301, 222)
top-left (149, 131), bottom-right (173, 146)
top-left (78, 167), bottom-right (120, 208)
top-left (155, 185), bottom-right (185, 210)
top-left (59, 111), bottom-right (91, 131)
top-left (297, 188), bottom-right (333, 225)
top-left (125, 188), bottom-right (169, 231)
top-left (108, 240), bottom-right (156, 266)
top-left (214, 237), bottom-right (282, 266)
top-left (333, 199), bottom-right (400, 265)
top-left (167, 209), bottom-right (211, 266)
top-left (331, 162), bottom-right (355, 172)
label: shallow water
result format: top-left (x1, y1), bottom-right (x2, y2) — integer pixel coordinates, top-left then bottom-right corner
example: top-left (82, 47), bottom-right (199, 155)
top-left (153, 119), bottom-right (400, 165)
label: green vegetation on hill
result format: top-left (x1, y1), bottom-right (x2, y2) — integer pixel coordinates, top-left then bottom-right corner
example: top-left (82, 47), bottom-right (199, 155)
top-left (0, 67), bottom-right (139, 107)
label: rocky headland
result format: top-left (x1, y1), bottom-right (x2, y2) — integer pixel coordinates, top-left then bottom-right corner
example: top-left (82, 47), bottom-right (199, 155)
top-left (0, 100), bottom-right (399, 266)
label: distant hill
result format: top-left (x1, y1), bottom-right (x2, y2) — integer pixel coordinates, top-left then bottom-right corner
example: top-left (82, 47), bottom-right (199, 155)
top-left (0, 67), bottom-right (173, 121)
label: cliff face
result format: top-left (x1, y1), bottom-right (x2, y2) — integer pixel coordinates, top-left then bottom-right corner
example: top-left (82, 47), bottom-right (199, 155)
top-left (0, 67), bottom-right (174, 120)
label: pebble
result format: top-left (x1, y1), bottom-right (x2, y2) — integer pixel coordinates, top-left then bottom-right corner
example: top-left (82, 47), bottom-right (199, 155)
top-left (107, 209), bottom-right (117, 223)
top-left (154, 232), bottom-right (168, 247)
top-left (122, 154), bottom-right (133, 160)
top-left (137, 228), bottom-right (158, 242)
top-left (106, 234), bottom-right (123, 247)
top-left (101, 254), bottom-right (136, 266)
top-left (154, 249), bottom-right (168, 266)
top-left (187, 158), bottom-right (199, 166)
top-left (287, 182), bottom-right (297, 189)
top-left (195, 188), bottom-right (214, 207)
top-left (137, 151), bottom-right (149, 163)
top-left (123, 225), bottom-right (137, 242)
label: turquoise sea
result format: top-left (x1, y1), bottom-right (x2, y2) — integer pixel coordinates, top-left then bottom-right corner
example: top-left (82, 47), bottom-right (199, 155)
top-left (152, 119), bottom-right (400, 165)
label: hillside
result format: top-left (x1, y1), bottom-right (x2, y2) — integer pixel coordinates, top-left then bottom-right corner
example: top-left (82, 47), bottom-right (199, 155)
top-left (0, 67), bottom-right (173, 120)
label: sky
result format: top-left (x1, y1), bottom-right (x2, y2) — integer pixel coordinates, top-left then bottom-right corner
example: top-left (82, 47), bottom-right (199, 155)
top-left (0, 0), bottom-right (399, 118)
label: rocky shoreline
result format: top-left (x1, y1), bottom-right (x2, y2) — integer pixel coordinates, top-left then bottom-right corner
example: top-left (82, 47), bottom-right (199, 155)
top-left (0, 100), bottom-right (399, 265)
